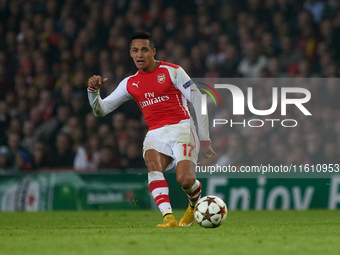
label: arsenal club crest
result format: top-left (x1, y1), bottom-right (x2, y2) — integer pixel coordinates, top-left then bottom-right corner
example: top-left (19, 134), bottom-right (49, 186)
top-left (157, 73), bottom-right (166, 84)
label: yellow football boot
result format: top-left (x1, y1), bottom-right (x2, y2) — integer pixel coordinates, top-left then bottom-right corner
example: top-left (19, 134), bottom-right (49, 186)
top-left (178, 204), bottom-right (195, 226)
top-left (157, 214), bottom-right (177, 228)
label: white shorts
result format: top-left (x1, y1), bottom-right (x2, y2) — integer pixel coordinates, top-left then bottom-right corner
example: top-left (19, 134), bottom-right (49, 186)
top-left (143, 119), bottom-right (200, 171)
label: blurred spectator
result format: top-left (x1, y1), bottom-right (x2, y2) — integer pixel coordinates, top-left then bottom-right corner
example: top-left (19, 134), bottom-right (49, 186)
top-left (305, 131), bottom-right (327, 164)
top-left (48, 132), bottom-right (75, 168)
top-left (220, 44), bottom-right (240, 77)
top-left (70, 91), bottom-right (89, 121)
top-left (0, 100), bottom-right (10, 145)
top-left (121, 142), bottom-right (145, 169)
top-left (21, 120), bottom-right (35, 153)
top-left (98, 146), bottom-right (121, 170)
top-left (286, 147), bottom-right (311, 165)
top-left (0, 146), bottom-right (10, 171)
top-left (15, 97), bottom-right (30, 122)
top-left (271, 143), bottom-right (289, 166)
top-left (303, 0), bottom-right (325, 23)
top-left (98, 123), bottom-right (111, 141)
top-left (36, 89), bottom-right (55, 122)
top-left (29, 106), bottom-right (44, 129)
top-left (5, 132), bottom-right (31, 171)
top-left (246, 136), bottom-right (269, 166)
top-left (73, 69), bottom-right (88, 99)
top-left (267, 57), bottom-right (284, 77)
top-left (71, 126), bottom-right (84, 151)
top-left (34, 104), bottom-right (70, 144)
top-left (8, 118), bottom-right (21, 134)
top-left (61, 116), bottom-right (81, 135)
top-left (238, 41), bottom-right (268, 78)
top-left (296, 25), bottom-right (318, 61)
top-left (31, 141), bottom-right (49, 170)
top-left (126, 119), bottom-right (142, 141)
top-left (322, 0), bottom-right (340, 20)
top-left (118, 131), bottom-right (130, 157)
top-left (85, 112), bottom-right (98, 137)
top-left (215, 133), bottom-right (249, 167)
top-left (74, 134), bottom-right (101, 171)
top-left (0, 63), bottom-right (13, 97)
top-left (279, 36), bottom-right (303, 73)
top-left (323, 142), bottom-right (338, 164)
top-left (112, 112), bottom-right (126, 136)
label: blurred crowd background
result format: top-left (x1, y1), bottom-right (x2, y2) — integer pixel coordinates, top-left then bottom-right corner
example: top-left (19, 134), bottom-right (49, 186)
top-left (0, 0), bottom-right (339, 172)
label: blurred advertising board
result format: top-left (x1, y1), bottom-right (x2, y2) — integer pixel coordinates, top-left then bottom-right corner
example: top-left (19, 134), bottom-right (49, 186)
top-left (0, 171), bottom-right (339, 211)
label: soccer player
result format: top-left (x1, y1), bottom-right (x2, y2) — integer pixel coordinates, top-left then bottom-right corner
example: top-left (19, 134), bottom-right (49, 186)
top-left (88, 32), bottom-right (215, 227)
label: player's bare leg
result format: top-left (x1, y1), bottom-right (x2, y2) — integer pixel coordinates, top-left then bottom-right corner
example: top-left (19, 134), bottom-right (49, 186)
top-left (177, 160), bottom-right (201, 226)
top-left (145, 149), bottom-right (177, 227)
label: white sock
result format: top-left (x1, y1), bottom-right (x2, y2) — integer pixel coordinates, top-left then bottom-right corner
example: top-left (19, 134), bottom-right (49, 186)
top-left (148, 171), bottom-right (172, 216)
top-left (183, 180), bottom-right (202, 207)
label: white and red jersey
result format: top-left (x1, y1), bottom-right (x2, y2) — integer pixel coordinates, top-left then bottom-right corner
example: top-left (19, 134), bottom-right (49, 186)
top-left (88, 61), bottom-right (210, 142)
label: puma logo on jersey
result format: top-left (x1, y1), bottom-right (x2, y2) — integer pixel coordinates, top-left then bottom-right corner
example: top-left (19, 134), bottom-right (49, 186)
top-left (132, 81), bottom-right (140, 88)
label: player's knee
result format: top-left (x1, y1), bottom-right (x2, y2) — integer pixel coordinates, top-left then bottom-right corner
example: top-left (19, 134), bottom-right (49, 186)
top-left (177, 175), bottom-right (194, 189)
top-left (146, 160), bottom-right (161, 172)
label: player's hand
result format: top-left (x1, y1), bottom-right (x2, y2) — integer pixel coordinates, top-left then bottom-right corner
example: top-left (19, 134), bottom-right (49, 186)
top-left (201, 144), bottom-right (216, 158)
top-left (88, 75), bottom-right (108, 91)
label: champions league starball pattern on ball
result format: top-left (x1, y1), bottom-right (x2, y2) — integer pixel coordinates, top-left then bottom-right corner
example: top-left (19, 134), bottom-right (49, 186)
top-left (194, 195), bottom-right (227, 228)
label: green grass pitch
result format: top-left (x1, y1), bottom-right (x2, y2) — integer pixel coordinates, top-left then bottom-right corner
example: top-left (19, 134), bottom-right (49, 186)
top-left (0, 210), bottom-right (339, 255)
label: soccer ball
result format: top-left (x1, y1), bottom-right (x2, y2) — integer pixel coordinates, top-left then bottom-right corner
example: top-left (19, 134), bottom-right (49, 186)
top-left (194, 195), bottom-right (227, 228)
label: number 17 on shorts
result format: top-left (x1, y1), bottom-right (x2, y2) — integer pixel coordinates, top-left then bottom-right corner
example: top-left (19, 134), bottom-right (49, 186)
top-left (182, 143), bottom-right (194, 157)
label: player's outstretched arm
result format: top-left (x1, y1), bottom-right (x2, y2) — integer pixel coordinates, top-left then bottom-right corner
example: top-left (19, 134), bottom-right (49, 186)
top-left (87, 76), bottom-right (131, 117)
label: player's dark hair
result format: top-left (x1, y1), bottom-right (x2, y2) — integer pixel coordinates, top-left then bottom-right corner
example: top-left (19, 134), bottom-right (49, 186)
top-left (130, 32), bottom-right (155, 49)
